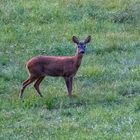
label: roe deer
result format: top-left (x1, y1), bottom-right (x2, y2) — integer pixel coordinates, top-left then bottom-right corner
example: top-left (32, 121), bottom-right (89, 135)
top-left (19, 36), bottom-right (91, 98)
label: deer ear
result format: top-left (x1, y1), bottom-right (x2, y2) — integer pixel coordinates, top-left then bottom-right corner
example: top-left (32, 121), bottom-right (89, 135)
top-left (72, 36), bottom-right (79, 44)
top-left (84, 36), bottom-right (91, 44)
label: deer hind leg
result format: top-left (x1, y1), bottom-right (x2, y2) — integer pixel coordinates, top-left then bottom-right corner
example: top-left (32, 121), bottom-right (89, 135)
top-left (34, 76), bottom-right (45, 97)
top-left (64, 77), bottom-right (73, 96)
top-left (19, 76), bottom-right (37, 98)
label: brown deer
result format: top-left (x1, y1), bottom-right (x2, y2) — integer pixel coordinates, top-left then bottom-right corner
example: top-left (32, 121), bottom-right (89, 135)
top-left (19, 36), bottom-right (91, 98)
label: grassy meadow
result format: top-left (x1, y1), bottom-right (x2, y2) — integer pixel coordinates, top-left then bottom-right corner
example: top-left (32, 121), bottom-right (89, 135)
top-left (0, 0), bottom-right (140, 139)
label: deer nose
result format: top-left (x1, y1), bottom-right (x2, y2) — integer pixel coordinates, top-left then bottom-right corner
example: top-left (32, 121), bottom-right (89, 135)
top-left (80, 50), bottom-right (85, 54)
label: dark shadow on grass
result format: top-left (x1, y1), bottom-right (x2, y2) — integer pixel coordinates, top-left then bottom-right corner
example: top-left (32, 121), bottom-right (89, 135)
top-left (15, 92), bottom-right (88, 110)
top-left (44, 95), bottom-right (87, 110)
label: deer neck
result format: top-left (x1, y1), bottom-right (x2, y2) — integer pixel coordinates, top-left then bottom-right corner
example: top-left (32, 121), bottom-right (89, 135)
top-left (75, 50), bottom-right (83, 69)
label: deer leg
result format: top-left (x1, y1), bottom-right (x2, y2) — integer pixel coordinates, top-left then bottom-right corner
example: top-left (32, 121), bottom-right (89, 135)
top-left (34, 76), bottom-right (45, 97)
top-left (19, 76), bottom-right (37, 98)
top-left (64, 77), bottom-right (73, 96)
top-left (22, 79), bottom-right (30, 85)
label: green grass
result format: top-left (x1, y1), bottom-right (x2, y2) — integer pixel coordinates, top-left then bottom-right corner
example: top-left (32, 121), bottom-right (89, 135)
top-left (0, 0), bottom-right (140, 139)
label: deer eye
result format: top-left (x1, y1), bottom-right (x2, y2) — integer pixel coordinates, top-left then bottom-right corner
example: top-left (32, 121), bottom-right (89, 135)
top-left (82, 45), bottom-right (86, 48)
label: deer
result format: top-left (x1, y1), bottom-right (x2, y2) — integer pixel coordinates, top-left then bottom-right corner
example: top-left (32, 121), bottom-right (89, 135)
top-left (19, 36), bottom-right (91, 98)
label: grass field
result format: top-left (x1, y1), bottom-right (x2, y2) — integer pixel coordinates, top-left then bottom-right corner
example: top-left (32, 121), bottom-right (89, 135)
top-left (0, 0), bottom-right (140, 139)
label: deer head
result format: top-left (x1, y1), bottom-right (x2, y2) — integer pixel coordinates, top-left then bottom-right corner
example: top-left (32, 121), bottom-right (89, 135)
top-left (72, 36), bottom-right (91, 54)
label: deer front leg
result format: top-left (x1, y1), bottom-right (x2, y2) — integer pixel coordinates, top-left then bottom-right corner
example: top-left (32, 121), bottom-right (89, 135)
top-left (64, 77), bottom-right (73, 96)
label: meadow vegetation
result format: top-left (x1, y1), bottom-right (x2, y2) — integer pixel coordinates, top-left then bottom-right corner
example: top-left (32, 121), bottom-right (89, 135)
top-left (0, 0), bottom-right (140, 139)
